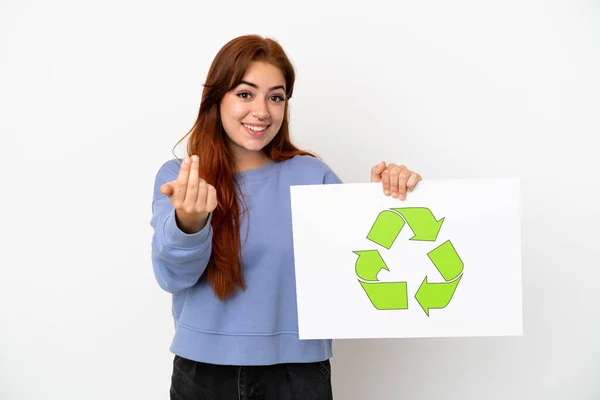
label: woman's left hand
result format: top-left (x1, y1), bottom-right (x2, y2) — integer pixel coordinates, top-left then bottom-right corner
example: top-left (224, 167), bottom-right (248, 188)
top-left (371, 161), bottom-right (422, 200)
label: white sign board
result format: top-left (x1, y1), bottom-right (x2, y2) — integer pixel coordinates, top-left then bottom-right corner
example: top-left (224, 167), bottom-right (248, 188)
top-left (290, 179), bottom-right (522, 340)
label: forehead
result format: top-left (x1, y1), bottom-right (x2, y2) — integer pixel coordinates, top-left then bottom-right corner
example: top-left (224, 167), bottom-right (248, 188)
top-left (241, 61), bottom-right (285, 88)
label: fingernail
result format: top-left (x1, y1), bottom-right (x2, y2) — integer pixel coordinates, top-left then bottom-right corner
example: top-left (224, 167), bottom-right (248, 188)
top-left (183, 157), bottom-right (190, 164)
top-left (399, 194), bottom-right (405, 199)
top-left (392, 192), bottom-right (398, 198)
top-left (384, 190), bottom-right (390, 196)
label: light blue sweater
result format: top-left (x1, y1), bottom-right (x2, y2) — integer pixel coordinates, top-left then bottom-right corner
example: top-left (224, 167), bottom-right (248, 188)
top-left (150, 154), bottom-right (342, 365)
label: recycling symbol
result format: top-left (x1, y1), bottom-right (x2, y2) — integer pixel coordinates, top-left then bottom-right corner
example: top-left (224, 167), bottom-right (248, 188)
top-left (353, 208), bottom-right (463, 316)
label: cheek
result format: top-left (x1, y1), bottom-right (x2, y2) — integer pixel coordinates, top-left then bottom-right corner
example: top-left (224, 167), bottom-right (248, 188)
top-left (229, 102), bottom-right (250, 120)
top-left (222, 98), bottom-right (249, 122)
top-left (270, 105), bottom-right (286, 123)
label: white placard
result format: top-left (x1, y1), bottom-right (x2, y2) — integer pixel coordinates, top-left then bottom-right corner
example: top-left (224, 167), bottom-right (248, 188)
top-left (290, 179), bottom-right (522, 340)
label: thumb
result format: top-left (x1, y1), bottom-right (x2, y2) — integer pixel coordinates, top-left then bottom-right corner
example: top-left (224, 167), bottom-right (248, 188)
top-left (160, 182), bottom-right (174, 196)
top-left (370, 161), bottom-right (386, 182)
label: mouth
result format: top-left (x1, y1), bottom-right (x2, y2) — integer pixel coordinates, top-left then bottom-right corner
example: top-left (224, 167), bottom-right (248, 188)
top-left (242, 123), bottom-right (269, 137)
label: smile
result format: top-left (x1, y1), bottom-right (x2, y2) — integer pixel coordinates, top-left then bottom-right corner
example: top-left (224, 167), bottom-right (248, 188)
top-left (242, 123), bottom-right (268, 132)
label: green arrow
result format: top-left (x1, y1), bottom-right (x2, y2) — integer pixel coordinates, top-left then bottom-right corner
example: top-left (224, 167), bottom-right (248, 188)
top-left (359, 281), bottom-right (408, 310)
top-left (427, 240), bottom-right (464, 281)
top-left (393, 207), bottom-right (444, 241)
top-left (415, 274), bottom-right (462, 316)
top-left (353, 250), bottom-right (389, 281)
top-left (366, 210), bottom-right (405, 249)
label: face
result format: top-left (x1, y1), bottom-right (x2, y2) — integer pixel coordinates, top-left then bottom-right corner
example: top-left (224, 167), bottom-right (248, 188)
top-left (219, 61), bottom-right (287, 160)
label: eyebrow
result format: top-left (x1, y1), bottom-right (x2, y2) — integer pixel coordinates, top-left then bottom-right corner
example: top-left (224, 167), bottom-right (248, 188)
top-left (239, 80), bottom-right (286, 92)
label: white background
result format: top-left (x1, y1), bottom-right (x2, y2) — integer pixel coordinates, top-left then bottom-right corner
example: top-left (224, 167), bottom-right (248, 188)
top-left (1, 0), bottom-right (599, 399)
top-left (291, 180), bottom-right (522, 340)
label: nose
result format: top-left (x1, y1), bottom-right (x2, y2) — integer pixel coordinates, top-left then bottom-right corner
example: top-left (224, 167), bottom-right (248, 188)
top-left (252, 98), bottom-right (270, 120)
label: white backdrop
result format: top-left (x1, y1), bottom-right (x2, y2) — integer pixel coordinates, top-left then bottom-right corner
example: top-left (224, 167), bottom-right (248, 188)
top-left (1, 0), bottom-right (599, 399)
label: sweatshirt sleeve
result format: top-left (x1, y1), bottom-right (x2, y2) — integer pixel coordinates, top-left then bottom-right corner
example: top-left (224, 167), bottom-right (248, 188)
top-left (150, 159), bottom-right (213, 293)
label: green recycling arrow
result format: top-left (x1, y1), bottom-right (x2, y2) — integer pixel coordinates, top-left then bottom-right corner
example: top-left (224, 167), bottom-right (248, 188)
top-left (359, 281), bottom-right (408, 310)
top-left (427, 240), bottom-right (464, 281)
top-left (413, 240), bottom-right (464, 315)
top-left (353, 250), bottom-right (389, 281)
top-left (415, 274), bottom-right (462, 316)
top-left (353, 250), bottom-right (408, 310)
top-left (392, 207), bottom-right (444, 241)
top-left (354, 207), bottom-right (463, 316)
top-left (367, 210), bottom-right (405, 249)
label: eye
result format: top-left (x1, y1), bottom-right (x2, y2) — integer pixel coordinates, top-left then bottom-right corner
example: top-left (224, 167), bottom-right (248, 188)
top-left (236, 91), bottom-right (253, 99)
top-left (270, 94), bottom-right (286, 103)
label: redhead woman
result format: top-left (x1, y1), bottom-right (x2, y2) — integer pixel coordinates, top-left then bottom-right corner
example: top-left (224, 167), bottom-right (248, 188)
top-left (150, 34), bottom-right (422, 400)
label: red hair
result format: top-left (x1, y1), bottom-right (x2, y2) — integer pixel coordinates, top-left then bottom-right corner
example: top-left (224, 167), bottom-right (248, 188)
top-left (173, 35), bottom-right (315, 300)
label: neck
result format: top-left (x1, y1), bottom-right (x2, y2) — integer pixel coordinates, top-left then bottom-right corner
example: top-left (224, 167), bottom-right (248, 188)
top-left (232, 149), bottom-right (271, 173)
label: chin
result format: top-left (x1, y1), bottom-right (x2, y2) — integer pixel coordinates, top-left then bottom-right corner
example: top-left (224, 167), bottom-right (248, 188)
top-left (230, 140), bottom-right (264, 153)
top-left (243, 146), bottom-right (267, 153)
top-left (243, 137), bottom-right (275, 151)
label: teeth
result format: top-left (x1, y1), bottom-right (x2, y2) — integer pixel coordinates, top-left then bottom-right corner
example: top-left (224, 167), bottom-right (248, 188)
top-left (244, 124), bottom-right (266, 132)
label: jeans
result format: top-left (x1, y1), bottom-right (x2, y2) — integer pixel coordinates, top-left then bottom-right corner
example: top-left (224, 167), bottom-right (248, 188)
top-left (170, 355), bottom-right (333, 400)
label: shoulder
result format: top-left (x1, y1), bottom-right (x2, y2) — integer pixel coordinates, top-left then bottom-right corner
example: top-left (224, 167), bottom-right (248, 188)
top-left (284, 154), bottom-right (330, 171)
top-left (281, 154), bottom-right (343, 184)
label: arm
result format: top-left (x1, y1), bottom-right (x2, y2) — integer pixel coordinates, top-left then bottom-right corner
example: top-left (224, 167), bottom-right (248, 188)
top-left (150, 160), bottom-right (213, 293)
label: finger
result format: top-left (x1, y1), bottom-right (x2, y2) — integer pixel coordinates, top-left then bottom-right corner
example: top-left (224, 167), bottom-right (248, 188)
top-left (173, 157), bottom-right (191, 205)
top-left (370, 161), bottom-right (386, 182)
top-left (160, 182), bottom-right (175, 197)
top-left (406, 173), bottom-right (422, 192)
top-left (206, 184), bottom-right (218, 213)
top-left (396, 168), bottom-right (411, 199)
top-left (381, 163), bottom-right (397, 195)
top-left (183, 155), bottom-right (200, 209)
top-left (195, 178), bottom-right (209, 211)
top-left (381, 168), bottom-right (391, 195)
top-left (389, 166), bottom-right (401, 198)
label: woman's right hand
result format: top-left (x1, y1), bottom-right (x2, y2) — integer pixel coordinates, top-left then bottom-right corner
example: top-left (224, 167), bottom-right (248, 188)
top-left (160, 155), bottom-right (217, 234)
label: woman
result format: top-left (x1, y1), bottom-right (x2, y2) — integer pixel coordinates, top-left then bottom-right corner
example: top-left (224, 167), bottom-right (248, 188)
top-left (150, 34), bottom-right (422, 399)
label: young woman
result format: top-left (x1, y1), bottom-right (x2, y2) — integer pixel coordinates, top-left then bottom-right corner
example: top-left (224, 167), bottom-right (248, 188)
top-left (150, 34), bottom-right (422, 400)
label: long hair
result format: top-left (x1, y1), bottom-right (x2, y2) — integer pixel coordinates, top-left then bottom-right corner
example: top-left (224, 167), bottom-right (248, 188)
top-left (173, 34), bottom-right (315, 300)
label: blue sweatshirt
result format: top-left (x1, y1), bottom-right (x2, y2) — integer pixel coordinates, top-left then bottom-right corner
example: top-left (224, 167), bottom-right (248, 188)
top-left (150, 154), bottom-right (343, 366)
